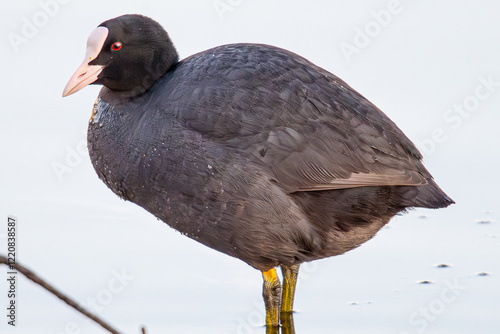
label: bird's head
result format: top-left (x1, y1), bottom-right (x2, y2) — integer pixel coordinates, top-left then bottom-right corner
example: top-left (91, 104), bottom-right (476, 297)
top-left (62, 14), bottom-right (178, 97)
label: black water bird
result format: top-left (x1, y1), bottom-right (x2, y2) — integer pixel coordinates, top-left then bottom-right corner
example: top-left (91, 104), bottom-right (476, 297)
top-left (63, 14), bottom-right (454, 328)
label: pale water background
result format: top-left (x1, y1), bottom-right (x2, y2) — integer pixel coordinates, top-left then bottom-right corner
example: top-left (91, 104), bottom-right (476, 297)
top-left (1, 1), bottom-right (499, 333)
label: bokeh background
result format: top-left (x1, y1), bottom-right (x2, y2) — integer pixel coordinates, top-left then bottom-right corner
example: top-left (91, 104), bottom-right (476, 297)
top-left (1, 0), bottom-right (499, 333)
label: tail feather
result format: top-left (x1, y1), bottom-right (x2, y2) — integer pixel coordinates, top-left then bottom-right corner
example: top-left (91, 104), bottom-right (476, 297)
top-left (401, 179), bottom-right (454, 209)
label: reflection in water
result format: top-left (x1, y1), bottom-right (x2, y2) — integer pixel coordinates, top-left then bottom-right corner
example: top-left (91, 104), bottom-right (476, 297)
top-left (266, 311), bottom-right (295, 334)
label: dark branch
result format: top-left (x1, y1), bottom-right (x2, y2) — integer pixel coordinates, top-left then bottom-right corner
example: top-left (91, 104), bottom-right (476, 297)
top-left (0, 254), bottom-right (122, 334)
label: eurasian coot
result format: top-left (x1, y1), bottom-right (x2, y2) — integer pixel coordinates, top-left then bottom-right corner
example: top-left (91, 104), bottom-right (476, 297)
top-left (63, 14), bottom-right (453, 327)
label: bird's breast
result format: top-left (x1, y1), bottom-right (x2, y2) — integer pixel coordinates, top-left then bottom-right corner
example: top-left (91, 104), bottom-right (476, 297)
top-left (87, 96), bottom-right (221, 212)
top-left (88, 97), bottom-right (137, 200)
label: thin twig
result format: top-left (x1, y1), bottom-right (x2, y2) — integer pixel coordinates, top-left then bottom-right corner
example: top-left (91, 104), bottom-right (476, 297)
top-left (0, 254), bottom-right (122, 334)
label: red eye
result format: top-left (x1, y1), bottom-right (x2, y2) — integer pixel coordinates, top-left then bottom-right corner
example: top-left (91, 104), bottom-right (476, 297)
top-left (111, 42), bottom-right (122, 51)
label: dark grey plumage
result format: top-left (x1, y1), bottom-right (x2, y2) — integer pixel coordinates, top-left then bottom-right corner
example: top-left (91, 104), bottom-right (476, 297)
top-left (85, 36), bottom-right (453, 271)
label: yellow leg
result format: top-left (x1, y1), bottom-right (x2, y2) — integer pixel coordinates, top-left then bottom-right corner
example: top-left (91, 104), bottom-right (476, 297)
top-left (281, 264), bottom-right (300, 313)
top-left (262, 268), bottom-right (281, 327)
top-left (280, 264), bottom-right (299, 334)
